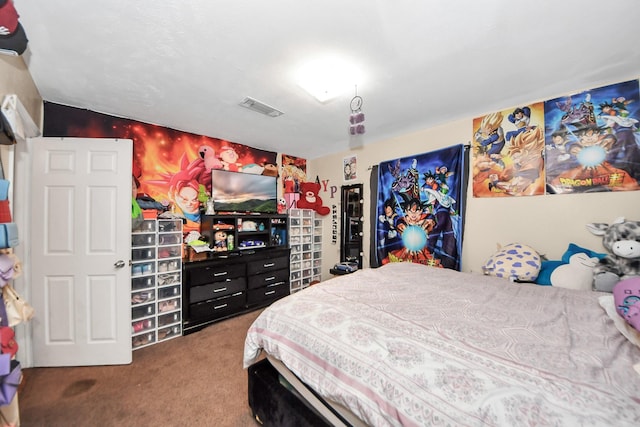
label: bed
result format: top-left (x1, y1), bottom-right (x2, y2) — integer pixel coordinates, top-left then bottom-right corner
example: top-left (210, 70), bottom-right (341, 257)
top-left (243, 262), bottom-right (640, 426)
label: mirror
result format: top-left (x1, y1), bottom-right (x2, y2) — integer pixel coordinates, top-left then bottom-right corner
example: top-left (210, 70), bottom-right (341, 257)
top-left (340, 184), bottom-right (363, 267)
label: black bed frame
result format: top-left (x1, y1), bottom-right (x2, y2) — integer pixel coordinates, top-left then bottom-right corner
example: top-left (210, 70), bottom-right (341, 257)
top-left (247, 358), bottom-right (351, 426)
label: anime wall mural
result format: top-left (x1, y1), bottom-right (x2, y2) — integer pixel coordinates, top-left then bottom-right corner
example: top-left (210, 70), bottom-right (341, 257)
top-left (43, 103), bottom-right (278, 233)
top-left (472, 103), bottom-right (546, 197)
top-left (375, 145), bottom-right (467, 270)
top-left (544, 79), bottom-right (640, 193)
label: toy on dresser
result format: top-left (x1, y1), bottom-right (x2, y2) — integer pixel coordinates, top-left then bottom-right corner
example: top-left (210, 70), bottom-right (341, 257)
top-left (586, 217), bottom-right (640, 292)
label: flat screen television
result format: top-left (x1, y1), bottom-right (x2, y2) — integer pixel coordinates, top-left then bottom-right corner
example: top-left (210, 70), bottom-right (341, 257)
top-left (210, 169), bottom-right (277, 214)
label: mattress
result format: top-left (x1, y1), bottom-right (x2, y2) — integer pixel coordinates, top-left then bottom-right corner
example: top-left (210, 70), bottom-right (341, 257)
top-left (244, 262), bottom-right (640, 426)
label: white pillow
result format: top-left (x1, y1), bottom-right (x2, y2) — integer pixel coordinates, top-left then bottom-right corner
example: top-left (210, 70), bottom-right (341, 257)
top-left (598, 295), bottom-right (640, 347)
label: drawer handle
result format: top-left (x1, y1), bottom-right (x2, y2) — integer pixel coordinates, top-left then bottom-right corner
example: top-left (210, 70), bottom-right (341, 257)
top-left (265, 276), bottom-right (276, 282)
top-left (265, 290), bottom-right (276, 296)
top-left (213, 287), bottom-right (227, 293)
top-left (263, 263), bottom-right (275, 268)
top-left (213, 272), bottom-right (228, 277)
top-left (214, 303), bottom-right (228, 310)
top-left (267, 281), bottom-right (285, 288)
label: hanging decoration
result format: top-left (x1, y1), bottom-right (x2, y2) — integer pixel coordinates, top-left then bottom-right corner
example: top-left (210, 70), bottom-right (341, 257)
top-left (349, 86), bottom-right (365, 135)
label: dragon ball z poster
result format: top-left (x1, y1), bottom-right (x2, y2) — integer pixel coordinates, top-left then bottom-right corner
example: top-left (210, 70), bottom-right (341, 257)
top-left (375, 144), bottom-right (467, 270)
top-left (43, 103), bottom-right (278, 233)
top-left (472, 103), bottom-right (546, 197)
top-left (544, 79), bottom-right (640, 194)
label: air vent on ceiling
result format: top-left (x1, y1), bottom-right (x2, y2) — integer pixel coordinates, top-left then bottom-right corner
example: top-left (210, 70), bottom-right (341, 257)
top-left (239, 97), bottom-right (284, 117)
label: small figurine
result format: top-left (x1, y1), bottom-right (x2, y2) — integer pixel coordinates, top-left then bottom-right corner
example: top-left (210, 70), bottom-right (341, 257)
top-left (213, 230), bottom-right (228, 251)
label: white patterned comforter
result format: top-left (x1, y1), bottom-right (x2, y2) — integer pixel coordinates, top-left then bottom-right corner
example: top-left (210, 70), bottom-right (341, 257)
top-left (243, 262), bottom-right (640, 427)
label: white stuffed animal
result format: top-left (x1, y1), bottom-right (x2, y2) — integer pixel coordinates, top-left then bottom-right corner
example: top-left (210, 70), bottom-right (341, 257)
top-left (550, 252), bottom-right (599, 290)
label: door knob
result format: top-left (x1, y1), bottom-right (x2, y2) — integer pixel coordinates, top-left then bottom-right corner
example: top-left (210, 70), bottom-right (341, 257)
top-left (114, 260), bottom-right (126, 269)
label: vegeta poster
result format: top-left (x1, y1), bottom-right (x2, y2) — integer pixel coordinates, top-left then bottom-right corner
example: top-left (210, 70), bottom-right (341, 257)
top-left (472, 103), bottom-right (546, 197)
top-left (375, 144), bottom-right (466, 270)
top-left (42, 102), bottom-right (278, 233)
top-left (544, 79), bottom-right (640, 194)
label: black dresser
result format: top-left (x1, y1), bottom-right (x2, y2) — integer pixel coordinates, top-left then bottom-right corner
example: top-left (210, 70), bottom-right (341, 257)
top-left (182, 247), bottom-right (290, 334)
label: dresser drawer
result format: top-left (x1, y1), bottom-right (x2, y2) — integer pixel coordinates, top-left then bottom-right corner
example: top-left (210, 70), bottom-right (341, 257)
top-left (247, 282), bottom-right (289, 306)
top-left (188, 263), bottom-right (245, 287)
top-left (190, 292), bottom-right (246, 320)
top-left (247, 268), bottom-right (289, 290)
top-left (246, 256), bottom-right (289, 275)
top-left (190, 277), bottom-right (246, 303)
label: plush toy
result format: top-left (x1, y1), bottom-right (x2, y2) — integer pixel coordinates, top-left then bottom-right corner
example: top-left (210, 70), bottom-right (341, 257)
top-left (586, 217), bottom-right (640, 293)
top-left (482, 243), bottom-right (542, 282)
top-left (612, 277), bottom-right (640, 331)
top-left (535, 243), bottom-right (606, 287)
top-left (550, 252), bottom-right (600, 291)
top-left (277, 198), bottom-right (287, 214)
top-left (296, 182), bottom-right (330, 215)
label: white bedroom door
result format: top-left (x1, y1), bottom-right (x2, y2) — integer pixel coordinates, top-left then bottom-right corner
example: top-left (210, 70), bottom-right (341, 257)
top-left (28, 137), bottom-right (133, 367)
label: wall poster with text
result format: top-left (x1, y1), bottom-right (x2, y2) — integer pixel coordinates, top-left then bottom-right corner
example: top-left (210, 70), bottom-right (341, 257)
top-left (472, 103), bottom-right (546, 197)
top-left (544, 79), bottom-right (640, 194)
top-left (374, 144), bottom-right (466, 270)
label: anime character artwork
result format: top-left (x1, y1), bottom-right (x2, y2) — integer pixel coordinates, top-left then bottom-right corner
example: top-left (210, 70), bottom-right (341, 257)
top-left (375, 145), bottom-right (466, 270)
top-left (42, 103), bottom-right (278, 234)
top-left (472, 103), bottom-right (546, 197)
top-left (281, 154), bottom-right (307, 210)
top-left (544, 79), bottom-right (640, 193)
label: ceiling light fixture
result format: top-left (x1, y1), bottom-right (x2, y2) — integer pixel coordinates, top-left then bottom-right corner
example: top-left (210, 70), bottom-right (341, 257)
top-left (296, 56), bottom-right (362, 103)
top-left (239, 97), bottom-right (284, 117)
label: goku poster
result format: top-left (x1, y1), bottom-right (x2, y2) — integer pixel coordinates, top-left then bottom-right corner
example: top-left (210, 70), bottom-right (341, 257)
top-left (472, 103), bottom-right (546, 197)
top-left (544, 79), bottom-right (640, 194)
top-left (375, 144), bottom-right (467, 270)
top-left (43, 102), bottom-right (278, 233)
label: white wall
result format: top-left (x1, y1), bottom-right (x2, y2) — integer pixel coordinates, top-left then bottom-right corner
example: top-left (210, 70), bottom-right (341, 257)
top-left (310, 105), bottom-right (640, 279)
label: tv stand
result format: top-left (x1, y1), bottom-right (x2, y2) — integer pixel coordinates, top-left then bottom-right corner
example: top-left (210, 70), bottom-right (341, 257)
top-left (182, 213), bottom-right (289, 334)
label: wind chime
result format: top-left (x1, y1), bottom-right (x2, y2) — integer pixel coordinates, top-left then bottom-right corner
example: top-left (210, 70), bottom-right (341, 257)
top-left (349, 86), bottom-right (365, 135)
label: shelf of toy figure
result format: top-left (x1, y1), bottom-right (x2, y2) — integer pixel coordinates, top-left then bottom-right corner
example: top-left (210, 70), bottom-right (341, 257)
top-left (237, 217), bottom-right (269, 233)
top-left (237, 231), bottom-right (269, 250)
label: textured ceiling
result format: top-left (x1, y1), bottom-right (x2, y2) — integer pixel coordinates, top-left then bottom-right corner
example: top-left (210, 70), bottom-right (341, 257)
top-left (13, 0), bottom-right (640, 159)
